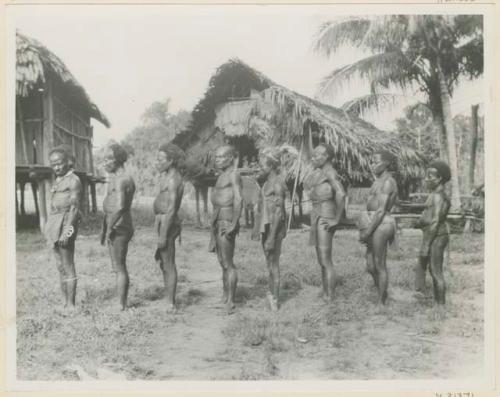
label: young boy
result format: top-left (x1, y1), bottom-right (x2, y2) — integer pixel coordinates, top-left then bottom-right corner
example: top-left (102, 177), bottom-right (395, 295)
top-left (415, 160), bottom-right (451, 305)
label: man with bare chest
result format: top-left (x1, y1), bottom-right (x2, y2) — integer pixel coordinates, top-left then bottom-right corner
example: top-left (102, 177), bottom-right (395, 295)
top-left (209, 145), bottom-right (243, 313)
top-left (358, 150), bottom-right (398, 305)
top-left (101, 143), bottom-right (136, 311)
top-left (154, 143), bottom-right (185, 313)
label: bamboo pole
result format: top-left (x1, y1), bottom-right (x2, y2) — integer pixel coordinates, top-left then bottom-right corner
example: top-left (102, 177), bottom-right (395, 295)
top-left (287, 137), bottom-right (304, 232)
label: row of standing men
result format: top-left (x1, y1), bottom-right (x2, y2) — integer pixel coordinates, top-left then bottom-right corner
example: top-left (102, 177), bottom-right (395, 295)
top-left (44, 142), bottom-right (451, 314)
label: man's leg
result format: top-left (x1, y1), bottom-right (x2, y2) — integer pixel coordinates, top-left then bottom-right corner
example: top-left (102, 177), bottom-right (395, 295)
top-left (215, 234), bottom-right (228, 304)
top-left (315, 225), bottom-right (335, 301)
top-left (372, 224), bottom-right (392, 304)
top-left (364, 236), bottom-right (378, 288)
top-left (218, 232), bottom-right (237, 311)
top-left (53, 246), bottom-right (68, 304)
top-left (415, 255), bottom-right (429, 292)
top-left (160, 238), bottom-right (177, 310)
top-left (109, 234), bottom-right (130, 310)
top-left (60, 241), bottom-right (77, 307)
top-left (429, 235), bottom-right (448, 305)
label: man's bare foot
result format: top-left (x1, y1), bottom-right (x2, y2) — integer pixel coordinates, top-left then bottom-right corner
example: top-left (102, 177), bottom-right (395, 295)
top-left (220, 295), bottom-right (228, 304)
top-left (432, 305), bottom-right (446, 320)
top-left (166, 304), bottom-right (177, 314)
top-left (267, 292), bottom-right (278, 311)
top-left (226, 302), bottom-right (236, 315)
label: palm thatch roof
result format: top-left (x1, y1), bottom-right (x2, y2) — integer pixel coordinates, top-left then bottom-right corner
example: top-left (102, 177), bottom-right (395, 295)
top-left (16, 31), bottom-right (110, 127)
top-left (174, 58), bottom-right (425, 185)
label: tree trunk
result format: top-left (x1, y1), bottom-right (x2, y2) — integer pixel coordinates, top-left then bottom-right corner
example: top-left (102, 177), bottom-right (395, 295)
top-left (467, 104), bottom-right (479, 193)
top-left (437, 65), bottom-right (461, 211)
top-left (433, 116), bottom-right (449, 162)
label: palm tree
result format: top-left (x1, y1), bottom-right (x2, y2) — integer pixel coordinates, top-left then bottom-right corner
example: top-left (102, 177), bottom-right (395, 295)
top-left (314, 15), bottom-right (483, 210)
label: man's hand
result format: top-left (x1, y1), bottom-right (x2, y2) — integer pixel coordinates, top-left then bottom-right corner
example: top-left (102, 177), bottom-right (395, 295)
top-left (263, 239), bottom-right (275, 253)
top-left (319, 218), bottom-right (338, 232)
top-left (157, 238), bottom-right (167, 250)
top-left (224, 224), bottom-right (237, 239)
top-left (359, 230), bottom-right (370, 244)
top-left (58, 235), bottom-right (69, 248)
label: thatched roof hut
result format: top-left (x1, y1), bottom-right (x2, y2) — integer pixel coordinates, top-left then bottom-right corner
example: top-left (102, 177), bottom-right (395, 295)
top-left (16, 31), bottom-right (110, 227)
top-left (174, 59), bottom-right (425, 187)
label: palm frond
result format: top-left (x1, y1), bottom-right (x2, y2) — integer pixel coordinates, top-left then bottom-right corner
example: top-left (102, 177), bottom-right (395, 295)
top-left (316, 51), bottom-right (411, 99)
top-left (313, 17), bottom-right (371, 57)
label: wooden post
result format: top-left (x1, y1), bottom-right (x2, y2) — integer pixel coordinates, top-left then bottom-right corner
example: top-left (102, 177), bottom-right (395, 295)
top-left (20, 182), bottom-right (26, 216)
top-left (80, 175), bottom-right (90, 215)
top-left (90, 181), bottom-right (97, 213)
top-left (31, 181), bottom-right (40, 218)
top-left (38, 179), bottom-right (48, 231)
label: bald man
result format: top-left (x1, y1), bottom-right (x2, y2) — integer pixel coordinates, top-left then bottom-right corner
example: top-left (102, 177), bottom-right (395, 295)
top-left (209, 145), bottom-right (243, 314)
top-left (359, 150), bottom-right (398, 305)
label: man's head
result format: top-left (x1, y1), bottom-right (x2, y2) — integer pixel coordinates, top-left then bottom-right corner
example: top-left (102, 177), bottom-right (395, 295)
top-left (214, 145), bottom-right (236, 171)
top-left (259, 147), bottom-right (281, 177)
top-left (426, 160), bottom-right (451, 190)
top-left (157, 143), bottom-right (185, 173)
top-left (49, 146), bottom-right (70, 177)
top-left (311, 143), bottom-right (335, 170)
top-left (58, 144), bottom-right (76, 169)
top-left (104, 142), bottom-right (128, 173)
top-left (371, 150), bottom-right (397, 177)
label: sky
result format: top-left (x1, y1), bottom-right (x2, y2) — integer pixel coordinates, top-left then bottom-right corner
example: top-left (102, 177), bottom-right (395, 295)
top-left (9, 5), bottom-right (485, 148)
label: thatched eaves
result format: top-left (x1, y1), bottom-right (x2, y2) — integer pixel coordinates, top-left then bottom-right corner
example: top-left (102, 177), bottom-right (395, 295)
top-left (175, 59), bottom-right (425, 184)
top-left (16, 31), bottom-right (110, 127)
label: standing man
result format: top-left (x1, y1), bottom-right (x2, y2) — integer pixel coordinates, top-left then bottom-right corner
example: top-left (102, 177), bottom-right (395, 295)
top-left (101, 142), bottom-right (136, 311)
top-left (252, 147), bottom-right (287, 311)
top-left (358, 150), bottom-right (398, 305)
top-left (154, 143), bottom-right (185, 313)
top-left (415, 160), bottom-right (451, 307)
top-left (44, 146), bottom-right (82, 311)
top-left (209, 145), bottom-right (243, 314)
top-left (309, 144), bottom-right (346, 303)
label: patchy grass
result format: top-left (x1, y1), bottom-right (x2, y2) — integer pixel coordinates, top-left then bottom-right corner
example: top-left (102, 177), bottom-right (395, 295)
top-left (16, 203), bottom-right (484, 381)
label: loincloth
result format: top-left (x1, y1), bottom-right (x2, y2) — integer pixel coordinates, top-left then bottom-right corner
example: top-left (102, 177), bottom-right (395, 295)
top-left (309, 209), bottom-right (338, 247)
top-left (208, 206), bottom-right (239, 252)
top-left (154, 213), bottom-right (182, 261)
top-left (102, 213), bottom-right (134, 244)
top-left (419, 223), bottom-right (449, 256)
top-left (44, 210), bottom-right (79, 247)
top-left (357, 210), bottom-right (396, 244)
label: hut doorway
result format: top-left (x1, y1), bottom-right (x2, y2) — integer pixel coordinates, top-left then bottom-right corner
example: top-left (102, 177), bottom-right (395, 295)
top-left (226, 135), bottom-right (259, 168)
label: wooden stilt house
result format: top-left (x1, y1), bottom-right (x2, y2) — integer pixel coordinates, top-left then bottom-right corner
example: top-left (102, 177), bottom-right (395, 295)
top-left (16, 31), bottom-right (110, 229)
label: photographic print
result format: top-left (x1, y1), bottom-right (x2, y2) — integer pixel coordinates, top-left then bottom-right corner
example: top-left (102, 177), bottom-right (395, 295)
top-left (4, 2), bottom-right (494, 393)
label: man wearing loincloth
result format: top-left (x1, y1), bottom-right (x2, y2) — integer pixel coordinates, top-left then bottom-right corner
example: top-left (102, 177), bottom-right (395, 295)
top-left (101, 142), bottom-right (136, 311)
top-left (358, 150), bottom-right (398, 305)
top-left (309, 144), bottom-right (346, 303)
top-left (153, 143), bottom-right (185, 313)
top-left (209, 145), bottom-right (243, 314)
top-left (414, 160), bottom-right (451, 306)
top-left (44, 146), bottom-right (82, 311)
top-left (251, 147), bottom-right (287, 311)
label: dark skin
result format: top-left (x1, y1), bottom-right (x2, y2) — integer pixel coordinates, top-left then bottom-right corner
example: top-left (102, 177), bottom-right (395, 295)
top-left (360, 154), bottom-right (398, 305)
top-left (211, 146), bottom-right (243, 313)
top-left (415, 168), bottom-right (450, 306)
top-left (259, 155), bottom-right (286, 311)
top-left (102, 148), bottom-right (136, 311)
top-left (310, 146), bottom-right (346, 302)
top-left (154, 150), bottom-right (184, 312)
top-left (49, 152), bottom-right (81, 309)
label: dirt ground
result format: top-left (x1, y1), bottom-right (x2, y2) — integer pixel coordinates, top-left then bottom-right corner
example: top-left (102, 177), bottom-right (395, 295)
top-left (16, 211), bottom-right (484, 381)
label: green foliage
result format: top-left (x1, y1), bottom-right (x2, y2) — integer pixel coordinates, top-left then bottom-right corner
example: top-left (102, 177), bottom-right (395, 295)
top-left (94, 99), bottom-right (191, 196)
